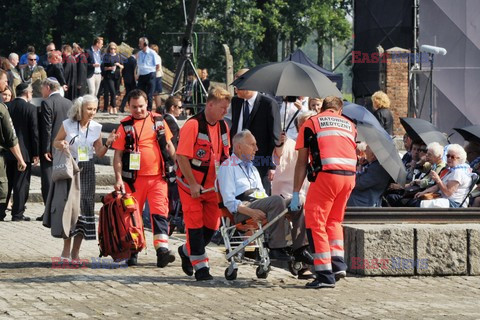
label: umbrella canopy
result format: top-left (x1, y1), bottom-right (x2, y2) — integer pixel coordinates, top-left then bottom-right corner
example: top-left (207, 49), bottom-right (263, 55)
top-left (231, 61), bottom-right (342, 98)
top-left (284, 49), bottom-right (343, 90)
top-left (356, 122), bottom-right (407, 185)
top-left (400, 118), bottom-right (448, 146)
top-left (454, 125), bottom-right (480, 143)
top-left (342, 102), bottom-right (390, 139)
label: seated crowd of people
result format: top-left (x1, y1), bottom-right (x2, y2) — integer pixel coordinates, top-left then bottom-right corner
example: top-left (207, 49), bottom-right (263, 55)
top-left (348, 135), bottom-right (479, 208)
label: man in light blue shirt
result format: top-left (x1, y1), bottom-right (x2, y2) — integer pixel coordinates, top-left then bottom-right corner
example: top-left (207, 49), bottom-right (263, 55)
top-left (137, 37), bottom-right (160, 111)
top-left (218, 130), bottom-right (311, 262)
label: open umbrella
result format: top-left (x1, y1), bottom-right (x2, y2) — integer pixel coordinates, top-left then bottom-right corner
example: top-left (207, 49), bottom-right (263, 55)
top-left (231, 61), bottom-right (342, 98)
top-left (342, 102), bottom-right (390, 139)
top-left (454, 125), bottom-right (480, 143)
top-left (400, 118), bottom-right (448, 146)
top-left (356, 122), bottom-right (407, 185)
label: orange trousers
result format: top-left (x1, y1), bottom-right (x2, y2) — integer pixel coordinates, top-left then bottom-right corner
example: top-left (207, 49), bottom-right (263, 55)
top-left (304, 172), bottom-right (355, 282)
top-left (178, 187), bottom-right (221, 271)
top-left (125, 174), bottom-right (169, 251)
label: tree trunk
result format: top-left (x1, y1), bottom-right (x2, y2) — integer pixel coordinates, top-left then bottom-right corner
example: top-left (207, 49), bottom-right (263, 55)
top-left (317, 42), bottom-right (324, 67)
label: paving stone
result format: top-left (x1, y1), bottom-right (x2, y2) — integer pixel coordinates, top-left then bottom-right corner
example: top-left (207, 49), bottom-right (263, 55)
top-left (416, 225), bottom-right (468, 275)
top-left (1, 205), bottom-right (480, 318)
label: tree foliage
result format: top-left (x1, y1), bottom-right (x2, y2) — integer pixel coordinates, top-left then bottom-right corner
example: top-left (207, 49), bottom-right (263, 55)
top-left (0, 0), bottom-right (351, 80)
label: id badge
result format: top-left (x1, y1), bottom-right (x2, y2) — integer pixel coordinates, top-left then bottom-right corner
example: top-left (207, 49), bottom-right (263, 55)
top-left (253, 191), bottom-right (267, 199)
top-left (129, 152), bottom-right (141, 170)
top-left (77, 146), bottom-right (89, 162)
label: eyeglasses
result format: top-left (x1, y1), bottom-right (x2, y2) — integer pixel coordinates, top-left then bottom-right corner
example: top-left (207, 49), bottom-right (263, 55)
top-left (175, 105), bottom-right (183, 109)
top-left (419, 149), bottom-right (427, 153)
top-left (28, 59), bottom-right (36, 61)
top-left (446, 154), bottom-right (459, 159)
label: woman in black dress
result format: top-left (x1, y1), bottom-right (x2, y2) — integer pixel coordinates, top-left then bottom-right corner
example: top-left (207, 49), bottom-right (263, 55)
top-left (101, 42), bottom-right (123, 114)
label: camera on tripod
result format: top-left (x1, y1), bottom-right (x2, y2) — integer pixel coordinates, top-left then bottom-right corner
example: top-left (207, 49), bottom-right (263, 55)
top-left (173, 45), bottom-right (193, 58)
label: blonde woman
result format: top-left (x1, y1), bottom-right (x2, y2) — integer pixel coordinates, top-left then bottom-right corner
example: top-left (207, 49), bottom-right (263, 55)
top-left (371, 90), bottom-right (393, 135)
top-left (53, 95), bottom-right (117, 260)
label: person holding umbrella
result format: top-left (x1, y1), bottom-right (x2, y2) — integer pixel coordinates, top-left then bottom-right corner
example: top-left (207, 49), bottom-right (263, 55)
top-left (291, 96), bottom-right (357, 288)
top-left (347, 144), bottom-right (391, 207)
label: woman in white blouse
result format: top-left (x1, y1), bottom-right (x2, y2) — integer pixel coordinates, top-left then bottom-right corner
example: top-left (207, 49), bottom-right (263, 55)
top-left (53, 95), bottom-right (117, 260)
top-left (415, 144), bottom-right (472, 207)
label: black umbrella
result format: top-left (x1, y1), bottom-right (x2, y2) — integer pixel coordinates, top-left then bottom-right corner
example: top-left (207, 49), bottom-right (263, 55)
top-left (231, 61), bottom-right (342, 98)
top-left (342, 102), bottom-right (390, 139)
top-left (356, 121), bottom-right (407, 185)
top-left (400, 118), bottom-right (448, 146)
top-left (454, 125), bottom-right (480, 143)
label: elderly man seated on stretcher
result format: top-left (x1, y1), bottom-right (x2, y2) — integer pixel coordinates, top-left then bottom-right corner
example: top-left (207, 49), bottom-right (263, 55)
top-left (217, 130), bottom-right (312, 263)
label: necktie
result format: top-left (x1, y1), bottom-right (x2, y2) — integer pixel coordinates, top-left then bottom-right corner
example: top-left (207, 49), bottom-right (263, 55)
top-left (242, 100), bottom-right (250, 129)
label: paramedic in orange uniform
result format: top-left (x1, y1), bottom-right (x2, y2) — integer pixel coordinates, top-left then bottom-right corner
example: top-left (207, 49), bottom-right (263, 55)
top-left (291, 96), bottom-right (357, 288)
top-left (112, 89), bottom-right (176, 267)
top-left (176, 87), bottom-right (231, 281)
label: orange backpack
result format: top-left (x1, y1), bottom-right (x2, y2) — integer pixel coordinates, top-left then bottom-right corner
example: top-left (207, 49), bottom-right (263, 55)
top-left (98, 192), bottom-right (146, 261)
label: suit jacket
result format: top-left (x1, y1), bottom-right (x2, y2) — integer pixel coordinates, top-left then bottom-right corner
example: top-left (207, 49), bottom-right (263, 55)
top-left (7, 98), bottom-right (39, 162)
top-left (63, 55), bottom-right (77, 100)
top-left (76, 53), bottom-right (88, 96)
top-left (164, 113), bottom-right (179, 148)
top-left (373, 107), bottom-right (394, 135)
top-left (85, 47), bottom-right (100, 79)
top-left (39, 93), bottom-right (72, 154)
top-left (230, 93), bottom-right (281, 174)
top-left (347, 160), bottom-right (391, 207)
top-left (46, 63), bottom-right (66, 86)
top-left (122, 56), bottom-right (137, 85)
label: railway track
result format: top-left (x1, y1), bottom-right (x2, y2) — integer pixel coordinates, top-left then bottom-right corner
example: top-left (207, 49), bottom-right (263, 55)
top-left (344, 207), bottom-right (480, 224)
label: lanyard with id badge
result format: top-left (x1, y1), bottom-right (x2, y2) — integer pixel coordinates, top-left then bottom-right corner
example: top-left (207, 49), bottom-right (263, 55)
top-left (239, 161), bottom-right (267, 199)
top-left (77, 121), bottom-right (90, 162)
top-left (129, 115), bottom-right (148, 171)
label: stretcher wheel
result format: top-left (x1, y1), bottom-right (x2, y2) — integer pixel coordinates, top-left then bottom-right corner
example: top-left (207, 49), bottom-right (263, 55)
top-left (256, 265), bottom-right (270, 279)
top-left (224, 267), bottom-right (238, 281)
top-left (288, 261), bottom-right (303, 276)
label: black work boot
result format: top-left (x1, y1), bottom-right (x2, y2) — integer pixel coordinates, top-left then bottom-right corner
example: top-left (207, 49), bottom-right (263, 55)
top-left (127, 253), bottom-right (138, 266)
top-left (156, 248), bottom-right (176, 268)
top-left (195, 267), bottom-right (213, 281)
top-left (178, 245), bottom-right (193, 276)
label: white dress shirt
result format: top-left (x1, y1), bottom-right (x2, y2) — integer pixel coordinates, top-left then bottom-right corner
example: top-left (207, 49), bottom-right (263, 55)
top-left (237, 92), bottom-right (258, 132)
top-left (218, 153), bottom-right (265, 213)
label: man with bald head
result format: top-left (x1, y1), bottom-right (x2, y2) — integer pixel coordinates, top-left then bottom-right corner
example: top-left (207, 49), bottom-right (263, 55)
top-left (218, 130), bottom-right (311, 263)
top-left (230, 68), bottom-right (282, 195)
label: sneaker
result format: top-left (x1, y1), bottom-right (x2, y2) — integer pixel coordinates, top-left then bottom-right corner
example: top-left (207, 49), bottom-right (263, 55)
top-left (178, 246), bottom-right (193, 276)
top-left (305, 279), bottom-right (335, 289)
top-left (334, 270), bottom-right (347, 281)
top-left (156, 248), bottom-right (176, 268)
top-left (127, 253), bottom-right (138, 266)
top-left (195, 267), bottom-right (213, 281)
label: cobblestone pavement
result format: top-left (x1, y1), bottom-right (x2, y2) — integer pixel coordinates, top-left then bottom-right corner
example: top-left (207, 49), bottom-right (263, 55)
top-left (0, 204), bottom-right (479, 319)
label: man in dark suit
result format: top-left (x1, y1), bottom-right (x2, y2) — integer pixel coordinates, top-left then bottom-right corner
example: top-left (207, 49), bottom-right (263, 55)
top-left (230, 69), bottom-right (282, 195)
top-left (6, 83), bottom-right (39, 220)
top-left (120, 50), bottom-right (138, 112)
top-left (37, 78), bottom-right (72, 220)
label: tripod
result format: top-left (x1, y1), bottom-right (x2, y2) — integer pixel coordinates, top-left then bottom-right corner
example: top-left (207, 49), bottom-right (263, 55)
top-left (171, 53), bottom-right (208, 114)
